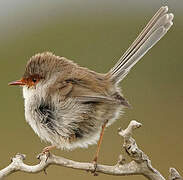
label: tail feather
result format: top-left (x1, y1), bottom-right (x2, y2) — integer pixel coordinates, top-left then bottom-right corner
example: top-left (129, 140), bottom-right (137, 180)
top-left (108, 6), bottom-right (174, 84)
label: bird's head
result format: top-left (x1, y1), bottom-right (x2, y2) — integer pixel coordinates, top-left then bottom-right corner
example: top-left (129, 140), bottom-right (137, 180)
top-left (9, 52), bottom-right (71, 89)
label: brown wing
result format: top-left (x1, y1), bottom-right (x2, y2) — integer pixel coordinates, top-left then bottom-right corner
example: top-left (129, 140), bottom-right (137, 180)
top-left (57, 77), bottom-right (118, 104)
top-left (50, 65), bottom-right (129, 106)
top-left (50, 66), bottom-right (119, 104)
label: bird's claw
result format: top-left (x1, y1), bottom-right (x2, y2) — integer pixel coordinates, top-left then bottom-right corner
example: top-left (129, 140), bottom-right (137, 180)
top-left (44, 151), bottom-right (51, 163)
top-left (41, 147), bottom-right (52, 163)
top-left (42, 146), bottom-right (51, 154)
top-left (91, 160), bottom-right (98, 176)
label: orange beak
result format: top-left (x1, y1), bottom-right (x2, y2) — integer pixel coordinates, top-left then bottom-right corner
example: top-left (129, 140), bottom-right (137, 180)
top-left (8, 79), bottom-right (25, 86)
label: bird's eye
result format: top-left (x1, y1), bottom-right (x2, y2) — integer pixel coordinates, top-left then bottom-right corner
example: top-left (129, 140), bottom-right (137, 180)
top-left (32, 78), bottom-right (37, 83)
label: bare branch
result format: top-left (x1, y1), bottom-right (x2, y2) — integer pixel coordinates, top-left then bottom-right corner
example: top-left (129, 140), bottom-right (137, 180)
top-left (0, 152), bottom-right (144, 179)
top-left (0, 120), bottom-right (181, 180)
top-left (118, 120), bottom-right (165, 180)
top-left (169, 168), bottom-right (183, 180)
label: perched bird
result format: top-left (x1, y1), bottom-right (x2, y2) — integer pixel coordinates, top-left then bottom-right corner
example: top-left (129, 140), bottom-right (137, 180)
top-left (9, 6), bottom-right (173, 166)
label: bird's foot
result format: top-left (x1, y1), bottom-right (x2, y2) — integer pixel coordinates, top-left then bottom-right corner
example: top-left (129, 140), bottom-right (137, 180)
top-left (91, 157), bottom-right (98, 176)
top-left (41, 145), bottom-right (56, 162)
top-left (42, 145), bottom-right (55, 154)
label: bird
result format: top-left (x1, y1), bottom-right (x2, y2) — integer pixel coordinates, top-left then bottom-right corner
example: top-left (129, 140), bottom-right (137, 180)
top-left (9, 6), bottom-right (173, 168)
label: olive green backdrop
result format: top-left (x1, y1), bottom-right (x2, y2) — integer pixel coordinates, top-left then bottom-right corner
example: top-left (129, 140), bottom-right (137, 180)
top-left (0, 0), bottom-right (182, 179)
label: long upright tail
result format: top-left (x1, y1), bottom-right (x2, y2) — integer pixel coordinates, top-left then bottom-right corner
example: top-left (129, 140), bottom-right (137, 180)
top-left (107, 6), bottom-right (174, 84)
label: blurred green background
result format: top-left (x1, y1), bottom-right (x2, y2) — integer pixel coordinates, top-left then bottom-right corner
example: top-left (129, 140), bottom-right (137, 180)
top-left (0, 0), bottom-right (182, 179)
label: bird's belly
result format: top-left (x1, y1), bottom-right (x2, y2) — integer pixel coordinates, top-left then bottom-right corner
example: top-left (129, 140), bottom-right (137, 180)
top-left (24, 106), bottom-right (71, 149)
top-left (23, 92), bottom-right (123, 150)
top-left (24, 105), bottom-right (100, 150)
top-left (66, 103), bottom-right (123, 149)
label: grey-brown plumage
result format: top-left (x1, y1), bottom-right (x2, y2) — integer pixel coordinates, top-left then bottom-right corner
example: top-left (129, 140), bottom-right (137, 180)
top-left (9, 7), bottom-right (173, 155)
top-left (21, 52), bottom-right (128, 150)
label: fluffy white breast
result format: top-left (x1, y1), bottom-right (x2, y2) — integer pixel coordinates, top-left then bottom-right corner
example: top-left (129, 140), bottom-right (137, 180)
top-left (22, 86), bottom-right (100, 150)
top-left (23, 86), bottom-right (43, 138)
top-left (23, 86), bottom-right (60, 146)
top-left (22, 84), bottom-right (123, 151)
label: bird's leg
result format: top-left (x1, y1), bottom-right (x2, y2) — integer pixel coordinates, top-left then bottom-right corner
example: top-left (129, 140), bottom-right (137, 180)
top-left (92, 122), bottom-right (107, 175)
top-left (42, 145), bottom-right (56, 162)
top-left (42, 145), bottom-right (56, 154)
